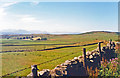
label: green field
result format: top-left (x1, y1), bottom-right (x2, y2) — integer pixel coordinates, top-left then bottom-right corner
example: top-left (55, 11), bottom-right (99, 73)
top-left (1, 32), bottom-right (118, 76)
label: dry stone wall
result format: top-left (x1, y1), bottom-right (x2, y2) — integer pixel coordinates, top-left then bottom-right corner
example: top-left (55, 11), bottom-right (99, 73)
top-left (27, 40), bottom-right (116, 78)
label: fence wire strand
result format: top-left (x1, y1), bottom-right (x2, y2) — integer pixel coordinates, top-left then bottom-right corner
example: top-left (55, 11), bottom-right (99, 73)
top-left (1, 42), bottom-right (103, 77)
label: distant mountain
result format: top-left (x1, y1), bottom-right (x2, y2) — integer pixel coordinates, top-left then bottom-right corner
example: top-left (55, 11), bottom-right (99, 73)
top-left (0, 29), bottom-right (118, 35)
top-left (81, 31), bottom-right (118, 35)
top-left (51, 32), bottom-right (80, 34)
top-left (0, 29), bottom-right (48, 35)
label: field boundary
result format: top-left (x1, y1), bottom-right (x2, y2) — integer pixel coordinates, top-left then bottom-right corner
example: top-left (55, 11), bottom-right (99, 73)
top-left (2, 43), bottom-right (77, 46)
top-left (1, 42), bottom-right (103, 53)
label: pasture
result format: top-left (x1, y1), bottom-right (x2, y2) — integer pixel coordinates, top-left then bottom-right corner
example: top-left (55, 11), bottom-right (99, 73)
top-left (1, 32), bottom-right (118, 76)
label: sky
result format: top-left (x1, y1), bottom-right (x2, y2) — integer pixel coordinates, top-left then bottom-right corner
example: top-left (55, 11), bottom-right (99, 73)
top-left (0, 2), bottom-right (118, 33)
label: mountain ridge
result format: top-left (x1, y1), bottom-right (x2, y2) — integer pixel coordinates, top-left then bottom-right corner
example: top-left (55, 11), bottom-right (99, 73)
top-left (0, 29), bottom-right (48, 35)
top-left (0, 29), bottom-right (118, 35)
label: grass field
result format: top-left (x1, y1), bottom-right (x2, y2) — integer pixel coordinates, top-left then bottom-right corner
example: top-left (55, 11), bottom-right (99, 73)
top-left (1, 32), bottom-right (118, 76)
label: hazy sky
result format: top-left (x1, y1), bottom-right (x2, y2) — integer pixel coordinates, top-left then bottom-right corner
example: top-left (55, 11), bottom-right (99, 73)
top-left (0, 2), bottom-right (118, 33)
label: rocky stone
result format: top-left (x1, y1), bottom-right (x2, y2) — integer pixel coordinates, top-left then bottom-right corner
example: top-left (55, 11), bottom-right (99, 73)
top-left (86, 51), bottom-right (91, 55)
top-left (78, 55), bottom-right (83, 59)
top-left (74, 57), bottom-right (78, 61)
top-left (105, 46), bottom-right (109, 50)
top-left (63, 62), bottom-right (69, 66)
top-left (102, 47), bottom-right (106, 51)
top-left (61, 63), bottom-right (64, 66)
top-left (65, 60), bottom-right (71, 64)
top-left (50, 68), bottom-right (65, 77)
top-left (89, 55), bottom-right (93, 59)
top-left (38, 69), bottom-right (50, 76)
top-left (90, 60), bottom-right (94, 62)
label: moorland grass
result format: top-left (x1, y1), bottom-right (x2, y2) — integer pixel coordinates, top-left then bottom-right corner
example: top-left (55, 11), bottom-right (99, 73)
top-left (2, 44), bottom-right (98, 76)
top-left (1, 32), bottom-right (118, 76)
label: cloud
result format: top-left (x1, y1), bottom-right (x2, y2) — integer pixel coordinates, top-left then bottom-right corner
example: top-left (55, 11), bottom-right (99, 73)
top-left (0, 2), bottom-right (17, 19)
top-left (0, 8), bottom-right (6, 18)
top-left (0, 2), bottom-right (17, 8)
top-left (0, 2), bottom-right (69, 32)
top-left (18, 15), bottom-right (43, 23)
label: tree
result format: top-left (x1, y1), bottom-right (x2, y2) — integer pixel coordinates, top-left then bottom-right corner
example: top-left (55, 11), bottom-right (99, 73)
top-left (23, 37), bottom-right (25, 39)
top-left (20, 37), bottom-right (22, 39)
top-left (26, 36), bottom-right (29, 39)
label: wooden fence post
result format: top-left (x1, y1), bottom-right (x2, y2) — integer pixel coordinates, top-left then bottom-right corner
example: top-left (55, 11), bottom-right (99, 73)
top-left (98, 42), bottom-right (102, 61)
top-left (109, 39), bottom-right (112, 49)
top-left (98, 42), bottom-right (101, 53)
top-left (83, 48), bottom-right (87, 68)
top-left (31, 65), bottom-right (38, 78)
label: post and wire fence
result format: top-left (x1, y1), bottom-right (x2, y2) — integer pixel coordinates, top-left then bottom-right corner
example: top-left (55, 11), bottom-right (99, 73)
top-left (1, 41), bottom-right (103, 77)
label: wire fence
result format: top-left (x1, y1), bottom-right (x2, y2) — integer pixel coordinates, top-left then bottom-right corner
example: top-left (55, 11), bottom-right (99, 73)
top-left (1, 41), bottom-right (103, 77)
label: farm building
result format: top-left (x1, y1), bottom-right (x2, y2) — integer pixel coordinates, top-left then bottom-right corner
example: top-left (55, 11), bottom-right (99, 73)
top-left (31, 37), bottom-right (42, 40)
top-left (31, 37), bottom-right (47, 40)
